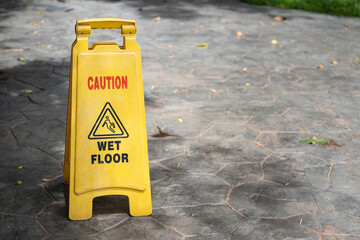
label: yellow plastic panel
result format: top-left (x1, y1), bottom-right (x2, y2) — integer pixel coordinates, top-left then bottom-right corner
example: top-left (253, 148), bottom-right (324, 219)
top-left (74, 52), bottom-right (146, 194)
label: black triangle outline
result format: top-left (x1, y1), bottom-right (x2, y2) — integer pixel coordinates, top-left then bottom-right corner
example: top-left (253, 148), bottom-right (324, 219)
top-left (88, 102), bottom-right (129, 140)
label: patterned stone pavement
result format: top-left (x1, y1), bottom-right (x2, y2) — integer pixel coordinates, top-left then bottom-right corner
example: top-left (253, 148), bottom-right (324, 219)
top-left (0, 0), bottom-right (360, 239)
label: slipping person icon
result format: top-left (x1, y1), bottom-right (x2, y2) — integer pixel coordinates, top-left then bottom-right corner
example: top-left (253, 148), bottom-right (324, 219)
top-left (102, 116), bottom-right (115, 133)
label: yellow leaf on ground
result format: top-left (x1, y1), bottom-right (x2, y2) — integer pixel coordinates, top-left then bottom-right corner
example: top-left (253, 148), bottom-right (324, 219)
top-left (317, 65), bottom-right (324, 69)
top-left (255, 142), bottom-right (265, 147)
top-left (153, 16), bottom-right (161, 22)
top-left (196, 43), bottom-right (208, 47)
top-left (271, 40), bottom-right (278, 45)
top-left (17, 180), bottom-right (22, 185)
top-left (32, 23), bottom-right (37, 27)
top-left (210, 89), bottom-right (217, 93)
top-left (178, 118), bottom-right (183, 123)
top-left (41, 19), bottom-right (45, 23)
top-left (21, 89), bottom-right (33, 93)
top-left (330, 61), bottom-right (338, 65)
top-left (36, 11), bottom-right (43, 15)
top-left (219, 20), bottom-right (226, 23)
top-left (18, 166), bottom-right (23, 169)
top-left (344, 24), bottom-right (349, 28)
top-left (242, 67), bottom-right (247, 73)
top-left (245, 83), bottom-right (250, 86)
top-left (235, 32), bottom-right (244, 37)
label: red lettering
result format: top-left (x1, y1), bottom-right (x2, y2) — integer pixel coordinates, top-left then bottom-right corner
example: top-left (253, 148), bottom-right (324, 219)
top-left (115, 76), bottom-right (121, 89)
top-left (88, 75), bottom-right (127, 90)
top-left (94, 77), bottom-right (99, 90)
top-left (121, 76), bottom-right (127, 89)
top-left (106, 76), bottom-right (111, 89)
top-left (88, 76), bottom-right (93, 90)
top-left (100, 76), bottom-right (106, 89)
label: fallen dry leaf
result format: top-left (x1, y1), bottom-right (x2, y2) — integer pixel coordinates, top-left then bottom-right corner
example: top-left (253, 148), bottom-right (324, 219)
top-left (178, 118), bottom-right (183, 123)
top-left (317, 65), bottom-right (324, 69)
top-left (173, 88), bottom-right (186, 93)
top-left (328, 140), bottom-right (341, 147)
top-left (196, 43), bottom-right (208, 47)
top-left (242, 67), bottom-right (247, 73)
top-left (4, 48), bottom-right (24, 52)
top-left (36, 11), bottom-right (43, 15)
top-left (245, 83), bottom-right (250, 86)
top-left (219, 20), bottom-right (226, 24)
top-left (151, 126), bottom-right (177, 138)
top-left (255, 142), bottom-right (265, 147)
top-left (210, 89), bottom-right (217, 93)
top-left (42, 178), bottom-right (55, 182)
top-left (344, 24), bottom-right (349, 28)
top-left (21, 89), bottom-right (33, 93)
top-left (235, 32), bottom-right (244, 37)
top-left (18, 166), bottom-right (23, 169)
top-left (168, 55), bottom-right (176, 59)
top-left (330, 61), bottom-right (338, 65)
top-left (153, 16), bottom-right (161, 22)
top-left (271, 40), bottom-right (278, 45)
top-left (273, 16), bottom-right (287, 21)
top-left (17, 180), bottom-right (22, 185)
top-left (32, 23), bottom-right (37, 27)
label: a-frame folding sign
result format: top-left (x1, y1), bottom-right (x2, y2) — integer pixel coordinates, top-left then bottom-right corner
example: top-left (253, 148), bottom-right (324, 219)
top-left (63, 19), bottom-right (152, 220)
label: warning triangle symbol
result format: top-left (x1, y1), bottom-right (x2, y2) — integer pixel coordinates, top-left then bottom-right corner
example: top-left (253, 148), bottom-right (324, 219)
top-left (88, 102), bottom-right (129, 140)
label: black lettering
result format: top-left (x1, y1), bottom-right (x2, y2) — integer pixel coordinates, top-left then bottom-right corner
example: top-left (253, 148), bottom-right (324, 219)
top-left (91, 155), bottom-right (96, 164)
top-left (108, 141), bottom-right (114, 151)
top-left (98, 154), bottom-right (104, 164)
top-left (97, 141), bottom-right (107, 151)
top-left (115, 141), bottom-right (121, 150)
top-left (113, 154), bottom-right (120, 163)
top-left (122, 153), bottom-right (128, 163)
top-left (105, 154), bottom-right (112, 163)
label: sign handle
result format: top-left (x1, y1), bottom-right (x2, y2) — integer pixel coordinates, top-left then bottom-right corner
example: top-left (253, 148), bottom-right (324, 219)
top-left (76, 18), bottom-right (136, 34)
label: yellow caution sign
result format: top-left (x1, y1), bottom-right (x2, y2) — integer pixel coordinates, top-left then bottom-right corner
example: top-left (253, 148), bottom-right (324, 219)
top-left (63, 18), bottom-right (152, 220)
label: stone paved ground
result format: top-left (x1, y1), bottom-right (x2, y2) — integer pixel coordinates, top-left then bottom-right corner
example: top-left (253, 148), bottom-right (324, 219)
top-left (1, 0), bottom-right (360, 239)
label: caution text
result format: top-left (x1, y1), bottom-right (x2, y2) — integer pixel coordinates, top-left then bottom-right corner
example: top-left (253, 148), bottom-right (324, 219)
top-left (88, 76), bottom-right (128, 90)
